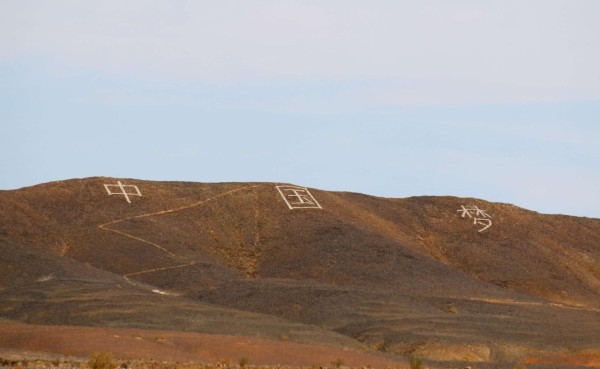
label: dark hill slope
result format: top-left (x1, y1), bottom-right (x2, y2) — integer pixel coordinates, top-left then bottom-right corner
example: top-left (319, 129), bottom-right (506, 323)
top-left (0, 235), bottom-right (358, 346)
top-left (1, 177), bottom-right (599, 365)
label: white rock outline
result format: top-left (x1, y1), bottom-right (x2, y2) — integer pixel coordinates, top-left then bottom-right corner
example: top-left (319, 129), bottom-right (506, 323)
top-left (457, 205), bottom-right (492, 232)
top-left (104, 180), bottom-right (142, 204)
top-left (276, 185), bottom-right (322, 210)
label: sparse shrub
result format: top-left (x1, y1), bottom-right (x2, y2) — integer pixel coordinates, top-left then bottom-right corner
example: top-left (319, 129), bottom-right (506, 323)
top-left (238, 357), bottom-right (249, 368)
top-left (88, 352), bottom-right (116, 369)
top-left (369, 339), bottom-right (385, 351)
top-left (332, 357), bottom-right (344, 368)
top-left (218, 357), bottom-right (232, 367)
top-left (446, 303), bottom-right (459, 314)
top-left (410, 356), bottom-right (423, 369)
top-left (154, 336), bottom-right (171, 344)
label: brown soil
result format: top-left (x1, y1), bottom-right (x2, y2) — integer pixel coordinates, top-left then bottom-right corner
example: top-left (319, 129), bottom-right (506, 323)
top-left (0, 321), bottom-right (404, 368)
top-left (1, 177), bottom-right (600, 368)
top-left (523, 351), bottom-right (600, 367)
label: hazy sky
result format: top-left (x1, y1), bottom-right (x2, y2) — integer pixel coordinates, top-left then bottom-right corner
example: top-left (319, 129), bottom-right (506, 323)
top-left (1, 1), bottom-right (599, 218)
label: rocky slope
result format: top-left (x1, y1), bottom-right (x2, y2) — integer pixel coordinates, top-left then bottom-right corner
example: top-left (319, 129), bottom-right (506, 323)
top-left (1, 178), bottom-right (599, 367)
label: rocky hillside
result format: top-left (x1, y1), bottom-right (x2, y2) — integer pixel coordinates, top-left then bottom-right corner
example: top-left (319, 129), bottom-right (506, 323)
top-left (1, 177), bottom-right (599, 367)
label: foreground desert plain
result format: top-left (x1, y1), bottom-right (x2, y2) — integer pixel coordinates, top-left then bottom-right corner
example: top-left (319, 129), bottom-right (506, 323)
top-left (1, 178), bottom-right (599, 368)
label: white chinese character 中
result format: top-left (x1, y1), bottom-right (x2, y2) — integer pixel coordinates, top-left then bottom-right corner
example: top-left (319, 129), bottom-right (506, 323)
top-left (104, 181), bottom-right (142, 204)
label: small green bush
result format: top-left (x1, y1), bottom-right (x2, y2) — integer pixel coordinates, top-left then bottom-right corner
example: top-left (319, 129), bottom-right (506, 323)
top-left (410, 356), bottom-right (423, 369)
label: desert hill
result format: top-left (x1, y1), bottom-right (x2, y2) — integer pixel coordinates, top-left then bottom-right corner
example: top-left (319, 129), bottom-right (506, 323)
top-left (1, 177), bottom-right (599, 367)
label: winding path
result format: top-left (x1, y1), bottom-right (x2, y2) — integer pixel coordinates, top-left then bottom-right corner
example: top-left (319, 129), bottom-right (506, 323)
top-left (99, 184), bottom-right (263, 284)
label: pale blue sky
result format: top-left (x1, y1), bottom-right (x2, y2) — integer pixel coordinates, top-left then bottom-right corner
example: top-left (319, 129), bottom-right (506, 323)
top-left (1, 1), bottom-right (599, 218)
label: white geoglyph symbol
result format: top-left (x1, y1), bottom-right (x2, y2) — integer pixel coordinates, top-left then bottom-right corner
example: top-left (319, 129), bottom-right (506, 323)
top-left (276, 186), bottom-right (322, 209)
top-left (457, 205), bottom-right (492, 232)
top-left (104, 181), bottom-right (142, 204)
